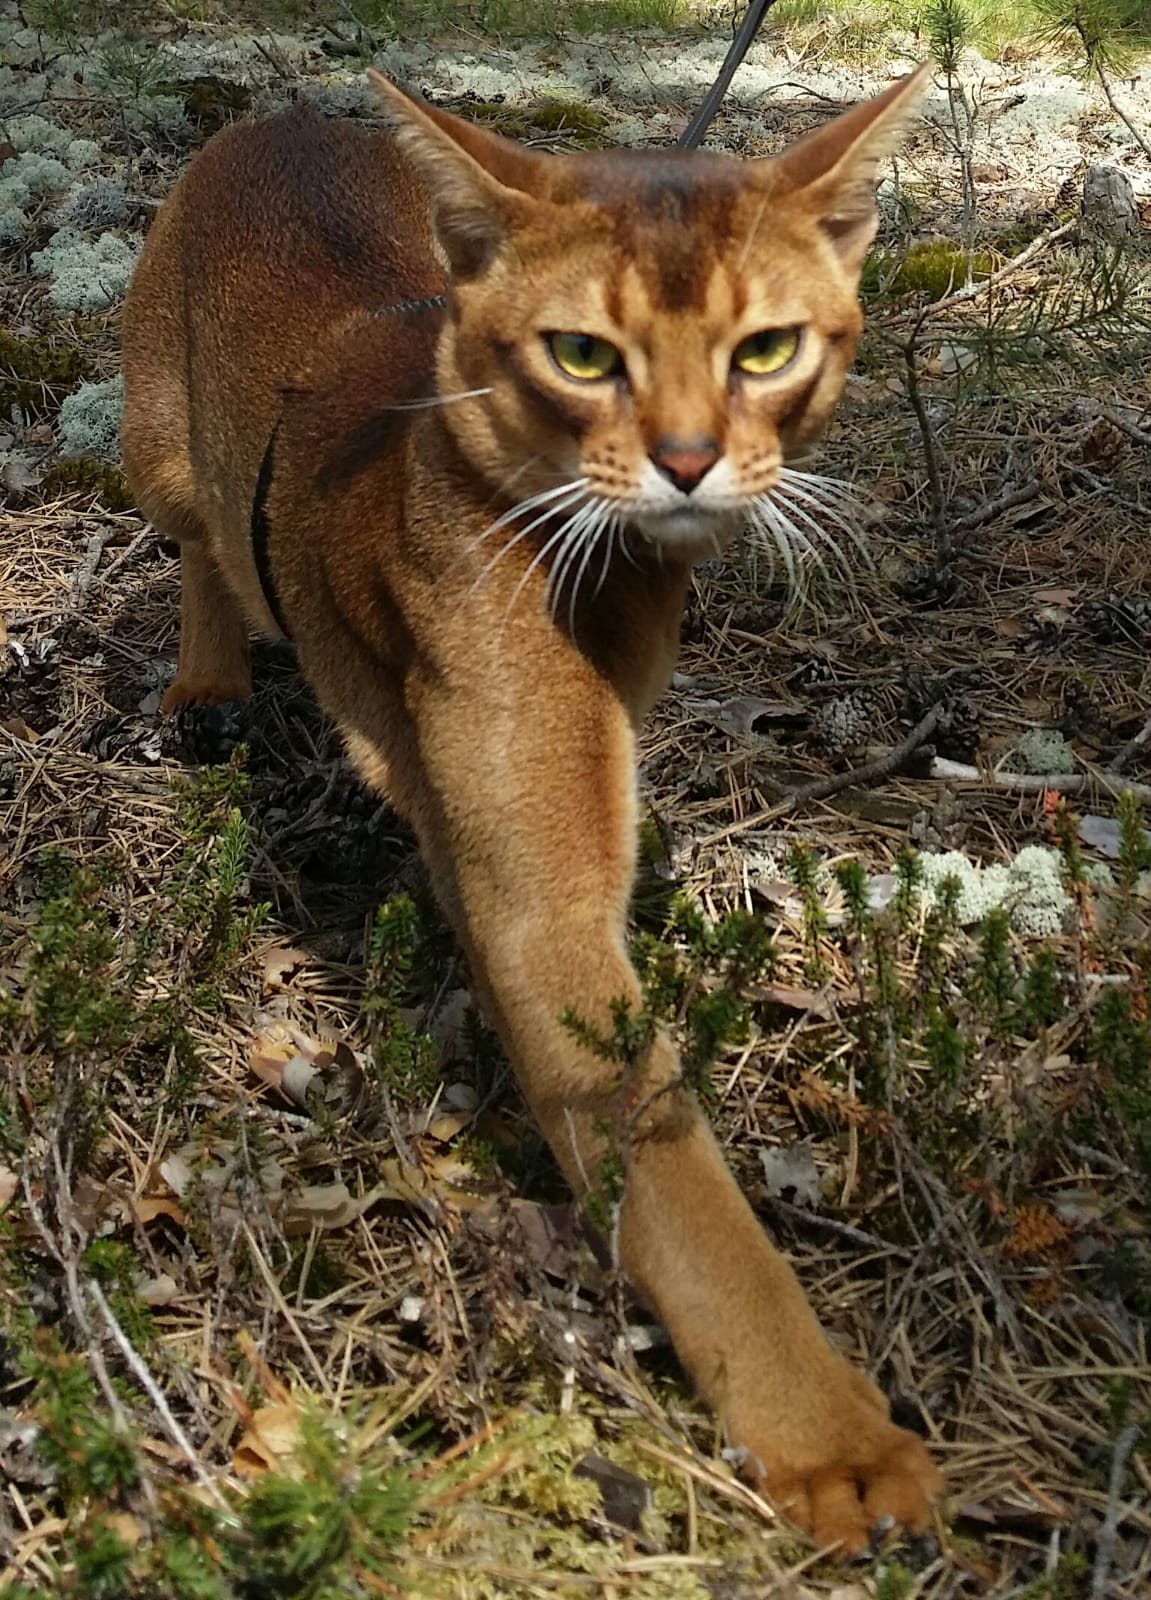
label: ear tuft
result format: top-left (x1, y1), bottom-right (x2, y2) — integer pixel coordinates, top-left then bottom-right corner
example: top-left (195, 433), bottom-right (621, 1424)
top-left (770, 64), bottom-right (930, 273)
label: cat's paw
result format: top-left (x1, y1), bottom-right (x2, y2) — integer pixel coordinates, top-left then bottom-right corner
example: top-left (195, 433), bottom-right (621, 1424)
top-left (161, 675), bottom-right (252, 714)
top-left (736, 1370), bottom-right (944, 1556)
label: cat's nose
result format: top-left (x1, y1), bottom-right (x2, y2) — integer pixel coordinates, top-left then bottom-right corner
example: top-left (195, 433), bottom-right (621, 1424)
top-left (650, 436), bottom-right (720, 495)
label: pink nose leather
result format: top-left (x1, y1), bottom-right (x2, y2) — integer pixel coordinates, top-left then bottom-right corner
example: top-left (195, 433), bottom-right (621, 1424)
top-left (651, 438), bottom-right (720, 494)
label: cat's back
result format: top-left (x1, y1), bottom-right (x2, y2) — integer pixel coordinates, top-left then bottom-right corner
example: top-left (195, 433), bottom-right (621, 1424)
top-left (123, 101), bottom-right (447, 535)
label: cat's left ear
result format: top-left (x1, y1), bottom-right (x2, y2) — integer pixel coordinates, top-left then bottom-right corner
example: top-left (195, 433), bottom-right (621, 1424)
top-left (767, 64), bottom-right (930, 273)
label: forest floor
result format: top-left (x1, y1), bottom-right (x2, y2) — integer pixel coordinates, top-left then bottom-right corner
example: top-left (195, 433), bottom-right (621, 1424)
top-left (1, 3), bottom-right (1151, 1597)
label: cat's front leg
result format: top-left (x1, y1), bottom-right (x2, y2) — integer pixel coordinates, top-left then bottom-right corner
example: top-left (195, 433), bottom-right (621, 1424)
top-left (390, 661), bottom-right (943, 1556)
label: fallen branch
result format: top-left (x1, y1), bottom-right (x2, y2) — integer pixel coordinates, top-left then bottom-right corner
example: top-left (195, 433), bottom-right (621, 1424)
top-left (97, 523), bottom-right (156, 588)
top-left (1108, 707), bottom-right (1151, 775)
top-left (1091, 1423), bottom-right (1141, 1600)
top-left (70, 528), bottom-right (114, 603)
top-left (929, 757), bottom-right (1151, 803)
top-left (882, 220), bottom-right (1078, 326)
top-left (700, 705), bottom-right (943, 845)
top-left (951, 478), bottom-right (1044, 536)
top-left (761, 1196), bottom-right (909, 1258)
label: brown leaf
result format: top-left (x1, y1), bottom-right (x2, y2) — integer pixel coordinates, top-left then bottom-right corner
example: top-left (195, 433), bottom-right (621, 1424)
top-left (261, 944), bottom-right (309, 990)
top-left (280, 1181), bottom-right (378, 1235)
top-left (508, 1199), bottom-right (582, 1277)
top-left (746, 982), bottom-right (838, 1019)
top-left (232, 1400), bottom-right (305, 1478)
top-left (132, 1194), bottom-right (186, 1227)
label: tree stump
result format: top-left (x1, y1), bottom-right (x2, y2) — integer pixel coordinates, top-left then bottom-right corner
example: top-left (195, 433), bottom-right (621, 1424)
top-left (1081, 164), bottom-right (1141, 240)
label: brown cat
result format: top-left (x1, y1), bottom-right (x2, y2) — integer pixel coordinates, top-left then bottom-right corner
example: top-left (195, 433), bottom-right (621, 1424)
top-left (121, 66), bottom-right (942, 1553)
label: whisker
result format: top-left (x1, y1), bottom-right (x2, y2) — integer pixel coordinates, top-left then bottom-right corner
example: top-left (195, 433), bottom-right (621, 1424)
top-left (776, 473), bottom-right (868, 538)
top-left (467, 482), bottom-right (590, 592)
top-left (466, 477), bottom-right (590, 560)
top-left (618, 528), bottom-right (642, 572)
top-left (506, 501), bottom-right (594, 620)
top-left (769, 487), bottom-right (854, 580)
top-left (747, 500), bottom-right (802, 597)
top-left (780, 464), bottom-right (863, 502)
top-left (384, 386), bottom-right (493, 412)
top-left (768, 495), bottom-right (837, 579)
top-left (776, 497), bottom-right (869, 579)
top-left (592, 513), bottom-right (622, 599)
top-left (778, 467), bottom-right (869, 532)
top-left (775, 469), bottom-right (871, 569)
top-left (563, 502), bottom-right (614, 631)
top-left (471, 499), bottom-right (587, 596)
top-left (547, 501), bottom-right (603, 624)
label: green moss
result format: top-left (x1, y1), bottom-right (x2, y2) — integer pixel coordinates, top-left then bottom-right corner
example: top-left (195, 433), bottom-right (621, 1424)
top-left (38, 457), bottom-right (134, 513)
top-left (468, 96), bottom-right (608, 145)
top-left (865, 239), bottom-right (996, 301)
top-left (0, 328), bottom-right (89, 415)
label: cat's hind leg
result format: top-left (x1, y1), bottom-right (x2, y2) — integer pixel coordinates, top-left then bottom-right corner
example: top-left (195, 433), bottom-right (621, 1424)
top-left (122, 399), bottom-right (252, 715)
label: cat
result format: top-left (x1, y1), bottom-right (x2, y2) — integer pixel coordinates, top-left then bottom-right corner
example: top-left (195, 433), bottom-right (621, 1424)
top-left (120, 65), bottom-right (942, 1554)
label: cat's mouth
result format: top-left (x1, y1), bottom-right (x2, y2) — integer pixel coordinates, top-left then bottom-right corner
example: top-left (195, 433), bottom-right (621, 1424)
top-left (631, 501), bottom-right (745, 559)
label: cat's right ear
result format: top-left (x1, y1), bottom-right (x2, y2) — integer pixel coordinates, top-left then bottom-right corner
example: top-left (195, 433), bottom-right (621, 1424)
top-left (369, 70), bottom-right (548, 277)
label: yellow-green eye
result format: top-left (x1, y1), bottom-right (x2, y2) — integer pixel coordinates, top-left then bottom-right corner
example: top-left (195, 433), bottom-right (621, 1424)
top-left (547, 331), bottom-right (623, 382)
top-left (732, 327), bottom-right (802, 376)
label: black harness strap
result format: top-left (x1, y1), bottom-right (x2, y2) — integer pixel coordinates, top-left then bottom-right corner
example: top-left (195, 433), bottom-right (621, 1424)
top-left (371, 293), bottom-right (448, 319)
top-left (249, 295), bottom-right (449, 639)
top-left (251, 417), bottom-right (292, 637)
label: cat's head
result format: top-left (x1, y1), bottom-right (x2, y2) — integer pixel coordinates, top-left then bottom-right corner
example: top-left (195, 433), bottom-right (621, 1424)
top-left (369, 66), bottom-right (927, 570)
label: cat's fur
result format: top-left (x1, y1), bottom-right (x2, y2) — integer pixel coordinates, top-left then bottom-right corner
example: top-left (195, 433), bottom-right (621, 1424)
top-left (121, 68), bottom-right (943, 1553)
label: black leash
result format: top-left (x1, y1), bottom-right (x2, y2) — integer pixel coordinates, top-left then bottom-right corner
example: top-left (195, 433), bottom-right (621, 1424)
top-left (677, 0), bottom-right (780, 150)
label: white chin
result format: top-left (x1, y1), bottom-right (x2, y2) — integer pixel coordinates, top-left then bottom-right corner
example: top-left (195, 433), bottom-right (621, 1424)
top-left (632, 506), bottom-right (743, 562)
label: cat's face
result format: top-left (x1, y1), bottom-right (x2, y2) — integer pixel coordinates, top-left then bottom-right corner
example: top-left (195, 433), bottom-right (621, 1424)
top-left (439, 160), bottom-right (868, 564)
top-left (371, 68), bottom-right (927, 572)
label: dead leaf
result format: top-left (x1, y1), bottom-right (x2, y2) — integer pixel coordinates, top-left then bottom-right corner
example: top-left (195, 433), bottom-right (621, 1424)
top-left (507, 1199), bottom-right (582, 1277)
top-left (1079, 812), bottom-right (1151, 860)
top-left (746, 982), bottom-right (838, 1020)
top-left (697, 695), bottom-right (806, 739)
top-left (261, 944), bottom-right (309, 990)
top-left (253, 1049), bottom-right (319, 1107)
top-left (0, 1166), bottom-right (17, 1211)
top-left (137, 1275), bottom-right (180, 1306)
top-left (424, 1108), bottom-right (474, 1144)
top-left (279, 1181), bottom-right (381, 1235)
top-left (232, 1400), bottom-right (306, 1478)
top-left (933, 340), bottom-right (978, 375)
top-left (104, 1513), bottom-right (144, 1548)
top-left (0, 715), bottom-right (38, 742)
top-left (760, 1144), bottom-right (822, 1208)
top-left (1, 458), bottom-right (41, 500)
top-left (249, 1027), bottom-right (365, 1115)
top-left (1035, 587), bottom-right (1078, 607)
top-left (573, 1453), bottom-right (651, 1531)
top-left (132, 1194), bottom-right (186, 1227)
